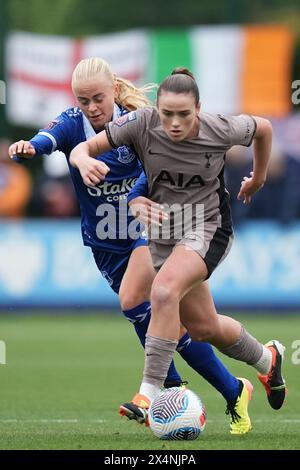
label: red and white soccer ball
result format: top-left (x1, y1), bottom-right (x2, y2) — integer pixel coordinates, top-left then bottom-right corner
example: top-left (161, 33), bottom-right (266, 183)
top-left (148, 387), bottom-right (206, 440)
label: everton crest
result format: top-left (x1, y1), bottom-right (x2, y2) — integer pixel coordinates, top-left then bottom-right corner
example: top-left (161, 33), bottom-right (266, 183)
top-left (117, 145), bottom-right (136, 164)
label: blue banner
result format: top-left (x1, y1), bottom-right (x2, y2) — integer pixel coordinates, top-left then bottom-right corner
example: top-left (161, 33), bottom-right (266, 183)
top-left (211, 221), bottom-right (300, 308)
top-left (0, 220), bottom-right (299, 309)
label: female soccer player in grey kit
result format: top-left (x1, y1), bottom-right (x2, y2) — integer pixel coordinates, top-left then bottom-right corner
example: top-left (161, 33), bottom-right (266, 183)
top-left (69, 67), bottom-right (287, 433)
top-left (10, 58), bottom-right (264, 435)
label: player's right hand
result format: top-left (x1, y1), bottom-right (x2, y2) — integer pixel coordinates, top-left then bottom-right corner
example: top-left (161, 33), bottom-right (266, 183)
top-left (9, 140), bottom-right (36, 159)
top-left (77, 157), bottom-right (110, 187)
top-left (237, 171), bottom-right (265, 204)
top-left (128, 196), bottom-right (169, 227)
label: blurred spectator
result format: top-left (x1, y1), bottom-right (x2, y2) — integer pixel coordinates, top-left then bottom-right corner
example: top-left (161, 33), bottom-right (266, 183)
top-left (21, 150), bottom-right (80, 218)
top-left (33, 150), bottom-right (80, 218)
top-left (225, 144), bottom-right (300, 225)
top-left (0, 138), bottom-right (32, 218)
top-left (33, 174), bottom-right (80, 218)
top-left (247, 147), bottom-right (300, 223)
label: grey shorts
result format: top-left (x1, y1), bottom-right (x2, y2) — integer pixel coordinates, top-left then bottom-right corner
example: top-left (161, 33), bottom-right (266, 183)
top-left (149, 222), bottom-right (234, 279)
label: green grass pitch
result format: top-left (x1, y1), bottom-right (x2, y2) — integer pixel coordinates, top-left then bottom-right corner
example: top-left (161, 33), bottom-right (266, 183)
top-left (0, 312), bottom-right (299, 450)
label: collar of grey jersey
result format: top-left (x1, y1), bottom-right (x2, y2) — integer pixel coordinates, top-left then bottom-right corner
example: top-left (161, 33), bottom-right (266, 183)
top-left (83, 103), bottom-right (122, 140)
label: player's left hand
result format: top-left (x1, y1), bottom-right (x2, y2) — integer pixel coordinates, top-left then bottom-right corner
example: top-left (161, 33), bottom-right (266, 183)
top-left (237, 171), bottom-right (265, 204)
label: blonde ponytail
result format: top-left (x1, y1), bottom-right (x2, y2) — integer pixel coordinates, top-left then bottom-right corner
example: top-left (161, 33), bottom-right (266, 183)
top-left (115, 76), bottom-right (157, 110)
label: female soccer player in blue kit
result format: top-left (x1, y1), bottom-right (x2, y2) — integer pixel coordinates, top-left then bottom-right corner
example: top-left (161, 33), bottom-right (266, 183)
top-left (10, 58), bottom-right (284, 435)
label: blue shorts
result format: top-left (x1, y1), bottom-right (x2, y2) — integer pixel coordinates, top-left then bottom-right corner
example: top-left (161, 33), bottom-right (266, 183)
top-left (92, 238), bottom-right (148, 294)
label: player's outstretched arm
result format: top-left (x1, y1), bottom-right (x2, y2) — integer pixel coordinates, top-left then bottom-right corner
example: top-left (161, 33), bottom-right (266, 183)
top-left (238, 117), bottom-right (272, 204)
top-left (70, 130), bottom-right (112, 187)
top-left (9, 140), bottom-right (36, 160)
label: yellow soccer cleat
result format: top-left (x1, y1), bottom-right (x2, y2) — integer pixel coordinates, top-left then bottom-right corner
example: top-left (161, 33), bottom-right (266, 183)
top-left (226, 378), bottom-right (253, 435)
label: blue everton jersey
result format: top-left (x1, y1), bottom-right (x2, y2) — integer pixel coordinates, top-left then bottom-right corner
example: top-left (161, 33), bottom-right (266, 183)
top-left (30, 105), bottom-right (145, 253)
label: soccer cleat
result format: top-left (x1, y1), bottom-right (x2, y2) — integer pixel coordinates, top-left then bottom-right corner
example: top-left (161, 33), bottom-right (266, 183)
top-left (226, 378), bottom-right (253, 435)
top-left (119, 393), bottom-right (150, 426)
top-left (258, 340), bottom-right (287, 410)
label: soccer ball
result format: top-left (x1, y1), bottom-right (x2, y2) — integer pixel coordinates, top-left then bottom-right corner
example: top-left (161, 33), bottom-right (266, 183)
top-left (148, 387), bottom-right (206, 440)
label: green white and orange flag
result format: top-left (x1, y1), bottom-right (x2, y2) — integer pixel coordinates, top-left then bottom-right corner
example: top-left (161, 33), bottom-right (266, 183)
top-left (151, 25), bottom-right (294, 117)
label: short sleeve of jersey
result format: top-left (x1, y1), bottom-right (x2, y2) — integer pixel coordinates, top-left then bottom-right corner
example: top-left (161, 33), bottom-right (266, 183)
top-left (105, 107), bottom-right (151, 154)
top-left (217, 114), bottom-right (257, 147)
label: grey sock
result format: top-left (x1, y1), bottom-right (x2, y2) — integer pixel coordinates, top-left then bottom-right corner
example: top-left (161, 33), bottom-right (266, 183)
top-left (218, 325), bottom-right (263, 365)
top-left (143, 334), bottom-right (178, 388)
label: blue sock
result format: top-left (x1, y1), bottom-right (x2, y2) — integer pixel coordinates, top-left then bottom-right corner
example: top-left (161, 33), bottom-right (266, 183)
top-left (122, 301), bottom-right (182, 385)
top-left (177, 333), bottom-right (239, 403)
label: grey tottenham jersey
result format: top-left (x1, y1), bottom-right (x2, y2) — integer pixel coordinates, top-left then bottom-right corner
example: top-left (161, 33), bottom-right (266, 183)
top-left (105, 107), bottom-right (256, 244)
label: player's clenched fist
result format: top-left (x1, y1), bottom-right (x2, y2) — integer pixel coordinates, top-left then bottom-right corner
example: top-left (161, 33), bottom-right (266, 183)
top-left (9, 140), bottom-right (36, 159)
top-left (76, 156), bottom-right (110, 187)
